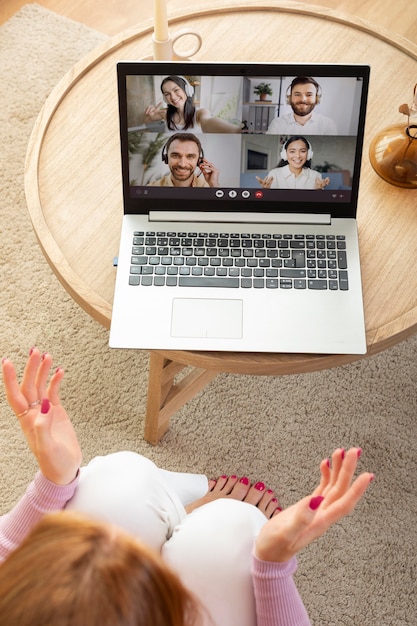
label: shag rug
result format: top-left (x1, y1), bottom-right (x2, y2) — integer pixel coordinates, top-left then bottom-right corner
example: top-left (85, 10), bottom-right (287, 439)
top-left (0, 4), bottom-right (416, 624)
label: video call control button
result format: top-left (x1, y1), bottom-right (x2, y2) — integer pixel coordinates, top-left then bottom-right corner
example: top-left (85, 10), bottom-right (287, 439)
top-left (215, 190), bottom-right (224, 198)
top-left (242, 190), bottom-right (251, 198)
top-left (228, 190), bottom-right (238, 198)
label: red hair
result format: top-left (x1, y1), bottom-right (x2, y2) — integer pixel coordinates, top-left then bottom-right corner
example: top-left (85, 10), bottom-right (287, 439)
top-left (0, 511), bottom-right (202, 626)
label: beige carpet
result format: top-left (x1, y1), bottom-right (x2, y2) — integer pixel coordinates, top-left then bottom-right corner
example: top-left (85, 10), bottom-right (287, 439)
top-left (0, 4), bottom-right (416, 624)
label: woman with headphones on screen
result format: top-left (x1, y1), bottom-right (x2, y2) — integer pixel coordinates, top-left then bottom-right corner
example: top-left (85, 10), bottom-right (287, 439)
top-left (0, 348), bottom-right (373, 626)
top-left (256, 136), bottom-right (331, 190)
top-left (144, 75), bottom-right (241, 134)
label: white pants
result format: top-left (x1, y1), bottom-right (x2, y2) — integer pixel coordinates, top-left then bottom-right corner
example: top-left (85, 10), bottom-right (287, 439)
top-left (66, 451), bottom-right (267, 626)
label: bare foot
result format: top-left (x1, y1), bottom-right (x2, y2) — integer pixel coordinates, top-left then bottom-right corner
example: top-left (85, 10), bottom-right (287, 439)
top-left (185, 475), bottom-right (281, 518)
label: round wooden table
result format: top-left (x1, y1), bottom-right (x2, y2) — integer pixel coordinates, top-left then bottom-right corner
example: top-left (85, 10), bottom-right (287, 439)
top-left (25, 0), bottom-right (417, 443)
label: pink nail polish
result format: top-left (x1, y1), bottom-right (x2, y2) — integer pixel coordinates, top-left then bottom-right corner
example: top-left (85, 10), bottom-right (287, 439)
top-left (41, 398), bottom-right (50, 414)
top-left (326, 458), bottom-right (331, 468)
top-left (255, 482), bottom-right (265, 491)
top-left (341, 448), bottom-right (345, 460)
top-left (357, 448), bottom-right (363, 458)
top-left (2, 357), bottom-right (8, 364)
top-left (369, 474), bottom-right (375, 483)
top-left (271, 498), bottom-right (278, 503)
top-left (41, 352), bottom-right (47, 361)
top-left (267, 489), bottom-right (274, 494)
top-left (29, 347), bottom-right (35, 356)
top-left (239, 477), bottom-right (249, 485)
top-left (230, 475), bottom-right (237, 480)
top-left (309, 495), bottom-right (324, 511)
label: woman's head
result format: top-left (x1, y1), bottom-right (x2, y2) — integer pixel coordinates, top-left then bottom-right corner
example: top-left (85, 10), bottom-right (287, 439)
top-left (0, 511), bottom-right (200, 626)
top-left (160, 76), bottom-right (195, 130)
top-left (279, 136), bottom-right (313, 169)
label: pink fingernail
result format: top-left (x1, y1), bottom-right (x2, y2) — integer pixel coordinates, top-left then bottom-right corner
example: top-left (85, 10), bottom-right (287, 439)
top-left (41, 352), bottom-right (47, 361)
top-left (341, 448), bottom-right (345, 460)
top-left (369, 474), bottom-right (375, 483)
top-left (309, 495), bottom-right (324, 511)
top-left (255, 482), bottom-right (265, 491)
top-left (326, 458), bottom-right (331, 468)
top-left (55, 367), bottom-right (63, 374)
top-left (41, 398), bottom-right (50, 414)
top-left (239, 477), bottom-right (249, 485)
top-left (29, 347), bottom-right (35, 356)
top-left (357, 448), bottom-right (363, 458)
top-left (2, 357), bottom-right (8, 364)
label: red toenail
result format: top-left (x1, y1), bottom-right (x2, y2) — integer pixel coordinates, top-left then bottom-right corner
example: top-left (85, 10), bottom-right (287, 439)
top-left (267, 489), bottom-right (273, 494)
top-left (255, 482), bottom-right (265, 491)
top-left (271, 498), bottom-right (278, 503)
top-left (220, 475), bottom-right (227, 479)
top-left (239, 477), bottom-right (249, 485)
top-left (230, 475), bottom-right (237, 480)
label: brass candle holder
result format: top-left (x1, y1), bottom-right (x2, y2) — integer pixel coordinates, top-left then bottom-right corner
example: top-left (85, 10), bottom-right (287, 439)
top-left (369, 83), bottom-right (417, 188)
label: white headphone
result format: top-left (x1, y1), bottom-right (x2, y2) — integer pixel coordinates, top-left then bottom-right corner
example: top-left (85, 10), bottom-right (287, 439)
top-left (281, 138), bottom-right (313, 161)
top-left (162, 75), bottom-right (194, 102)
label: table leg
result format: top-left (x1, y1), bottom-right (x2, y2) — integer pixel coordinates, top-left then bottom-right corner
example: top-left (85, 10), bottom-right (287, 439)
top-left (144, 351), bottom-right (218, 444)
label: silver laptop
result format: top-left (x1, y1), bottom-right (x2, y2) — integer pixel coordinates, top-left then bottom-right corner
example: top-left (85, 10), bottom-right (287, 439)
top-left (109, 61), bottom-right (370, 354)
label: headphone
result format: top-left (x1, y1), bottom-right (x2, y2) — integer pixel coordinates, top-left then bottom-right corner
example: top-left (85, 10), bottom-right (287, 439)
top-left (280, 138), bottom-right (313, 161)
top-left (161, 75), bottom-right (194, 103)
top-left (161, 134), bottom-right (204, 165)
top-left (286, 77), bottom-right (322, 105)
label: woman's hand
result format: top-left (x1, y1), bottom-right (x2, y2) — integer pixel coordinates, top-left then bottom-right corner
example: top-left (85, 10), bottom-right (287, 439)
top-left (315, 176), bottom-right (331, 189)
top-left (144, 101), bottom-right (166, 122)
top-left (2, 348), bottom-right (82, 485)
top-left (256, 175), bottom-right (273, 189)
top-left (255, 447), bottom-right (374, 563)
top-left (197, 109), bottom-right (242, 133)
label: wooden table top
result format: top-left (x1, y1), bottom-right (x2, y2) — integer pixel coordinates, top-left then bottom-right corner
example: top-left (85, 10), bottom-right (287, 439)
top-left (25, 0), bottom-right (417, 375)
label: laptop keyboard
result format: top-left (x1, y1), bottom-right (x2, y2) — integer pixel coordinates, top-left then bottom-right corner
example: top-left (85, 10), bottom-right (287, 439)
top-left (128, 231), bottom-right (349, 290)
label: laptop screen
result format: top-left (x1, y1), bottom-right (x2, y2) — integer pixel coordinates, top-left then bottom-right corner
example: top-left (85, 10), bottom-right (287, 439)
top-left (117, 62), bottom-right (370, 218)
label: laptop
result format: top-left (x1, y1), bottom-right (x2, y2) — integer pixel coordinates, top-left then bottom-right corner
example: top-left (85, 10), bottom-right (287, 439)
top-left (109, 61), bottom-right (370, 354)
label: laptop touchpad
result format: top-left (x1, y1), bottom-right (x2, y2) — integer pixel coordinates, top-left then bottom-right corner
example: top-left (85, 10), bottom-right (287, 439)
top-left (171, 298), bottom-right (243, 339)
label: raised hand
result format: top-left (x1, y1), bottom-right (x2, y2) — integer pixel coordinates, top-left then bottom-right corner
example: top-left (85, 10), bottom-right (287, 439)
top-left (256, 175), bottom-right (273, 188)
top-left (2, 348), bottom-right (82, 485)
top-left (144, 101), bottom-right (166, 122)
top-left (198, 158), bottom-right (220, 187)
top-left (315, 176), bottom-right (331, 189)
top-left (255, 447), bottom-right (374, 563)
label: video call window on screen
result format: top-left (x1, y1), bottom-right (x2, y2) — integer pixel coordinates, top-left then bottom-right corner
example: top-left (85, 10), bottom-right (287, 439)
top-left (125, 73), bottom-right (364, 196)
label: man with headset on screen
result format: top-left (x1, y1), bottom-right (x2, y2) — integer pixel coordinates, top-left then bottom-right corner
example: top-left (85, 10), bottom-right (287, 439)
top-left (266, 76), bottom-right (337, 135)
top-left (149, 132), bottom-right (220, 188)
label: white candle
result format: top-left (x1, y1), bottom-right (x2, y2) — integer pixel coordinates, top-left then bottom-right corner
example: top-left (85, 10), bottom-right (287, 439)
top-left (154, 0), bottom-right (169, 42)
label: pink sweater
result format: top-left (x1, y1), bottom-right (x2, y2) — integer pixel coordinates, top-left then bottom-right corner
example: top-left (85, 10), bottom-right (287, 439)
top-left (0, 471), bottom-right (78, 563)
top-left (0, 473), bottom-right (311, 625)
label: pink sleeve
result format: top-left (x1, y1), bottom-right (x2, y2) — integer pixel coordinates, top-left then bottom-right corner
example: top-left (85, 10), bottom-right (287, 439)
top-left (0, 471), bottom-right (78, 563)
top-left (252, 553), bottom-right (311, 626)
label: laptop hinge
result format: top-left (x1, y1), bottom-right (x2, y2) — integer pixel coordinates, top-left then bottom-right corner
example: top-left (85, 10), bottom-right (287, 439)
top-left (149, 211), bottom-right (332, 225)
